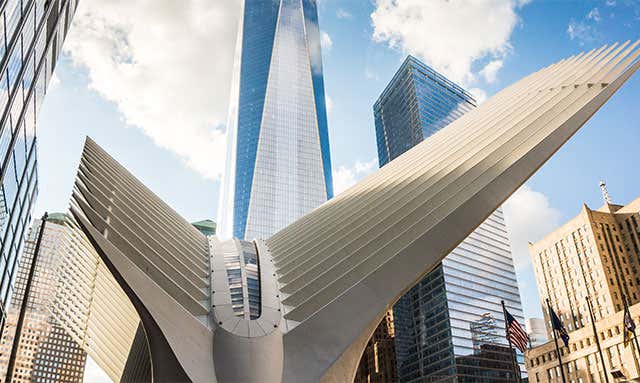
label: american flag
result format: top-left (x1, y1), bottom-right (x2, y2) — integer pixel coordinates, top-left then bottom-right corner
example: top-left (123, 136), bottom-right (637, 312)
top-left (505, 309), bottom-right (529, 352)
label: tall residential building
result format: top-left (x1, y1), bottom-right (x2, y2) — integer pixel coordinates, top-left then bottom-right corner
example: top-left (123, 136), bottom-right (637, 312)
top-left (0, 0), bottom-right (78, 329)
top-left (369, 56), bottom-right (525, 382)
top-left (0, 215), bottom-right (86, 383)
top-left (526, 192), bottom-right (640, 382)
top-left (218, 0), bottom-right (333, 240)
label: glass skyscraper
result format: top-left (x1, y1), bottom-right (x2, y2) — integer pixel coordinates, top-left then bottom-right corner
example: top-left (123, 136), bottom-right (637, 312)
top-left (218, 0), bottom-right (333, 240)
top-left (373, 56), bottom-right (525, 382)
top-left (0, 0), bottom-right (77, 330)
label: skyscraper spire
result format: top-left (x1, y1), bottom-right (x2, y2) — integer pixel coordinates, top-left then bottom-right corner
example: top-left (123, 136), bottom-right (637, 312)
top-left (600, 180), bottom-right (613, 204)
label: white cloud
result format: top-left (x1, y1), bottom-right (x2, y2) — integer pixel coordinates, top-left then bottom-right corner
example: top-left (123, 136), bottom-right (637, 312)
top-left (337, 8), bottom-right (353, 19)
top-left (468, 88), bottom-right (487, 104)
top-left (371, 0), bottom-right (527, 85)
top-left (606, 0), bottom-right (616, 7)
top-left (65, 0), bottom-right (241, 180)
top-left (364, 67), bottom-right (379, 81)
top-left (587, 7), bottom-right (602, 22)
top-left (503, 185), bottom-right (563, 318)
top-left (325, 94), bottom-right (334, 116)
top-left (567, 20), bottom-right (598, 44)
top-left (479, 59), bottom-right (504, 84)
top-left (83, 356), bottom-right (111, 383)
top-left (503, 185), bottom-right (562, 272)
top-left (333, 158), bottom-right (378, 194)
top-left (321, 31), bottom-right (333, 51)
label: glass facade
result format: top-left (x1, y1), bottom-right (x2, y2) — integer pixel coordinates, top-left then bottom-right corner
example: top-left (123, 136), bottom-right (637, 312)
top-left (0, 0), bottom-right (78, 331)
top-left (0, 218), bottom-right (87, 383)
top-left (217, 238), bottom-right (261, 320)
top-left (218, 0), bottom-right (333, 240)
top-left (373, 56), bottom-right (525, 382)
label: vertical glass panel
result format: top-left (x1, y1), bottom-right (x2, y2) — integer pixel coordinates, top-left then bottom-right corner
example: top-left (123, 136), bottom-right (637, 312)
top-left (34, 59), bottom-right (45, 114)
top-left (2, 156), bottom-right (17, 209)
top-left (0, 13), bottom-right (6, 62)
top-left (22, 52), bottom-right (34, 95)
top-left (7, 40), bottom-right (22, 92)
top-left (0, 70), bottom-right (10, 117)
top-left (0, 123), bottom-right (12, 165)
top-left (21, 5), bottom-right (35, 53)
top-left (24, 96), bottom-right (35, 149)
top-left (13, 123), bottom-right (26, 181)
top-left (227, 0), bottom-right (280, 239)
top-left (5, 0), bottom-right (22, 44)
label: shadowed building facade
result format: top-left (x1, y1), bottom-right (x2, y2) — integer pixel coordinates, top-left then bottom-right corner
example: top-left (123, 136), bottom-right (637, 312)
top-left (369, 55), bottom-right (525, 382)
top-left (217, 0), bottom-right (333, 241)
top-left (67, 42), bottom-right (639, 382)
top-left (0, 0), bottom-right (78, 331)
top-left (0, 216), bottom-right (86, 383)
top-left (526, 193), bottom-right (640, 382)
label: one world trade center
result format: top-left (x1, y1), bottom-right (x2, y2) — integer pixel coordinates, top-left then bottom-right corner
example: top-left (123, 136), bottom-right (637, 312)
top-left (218, 0), bottom-right (333, 240)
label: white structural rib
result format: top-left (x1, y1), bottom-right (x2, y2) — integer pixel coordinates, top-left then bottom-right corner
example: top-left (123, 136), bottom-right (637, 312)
top-left (70, 138), bottom-right (214, 382)
top-left (269, 42), bottom-right (640, 381)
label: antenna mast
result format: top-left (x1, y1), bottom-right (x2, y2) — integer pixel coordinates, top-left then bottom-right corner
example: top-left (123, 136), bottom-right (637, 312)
top-left (599, 180), bottom-right (612, 204)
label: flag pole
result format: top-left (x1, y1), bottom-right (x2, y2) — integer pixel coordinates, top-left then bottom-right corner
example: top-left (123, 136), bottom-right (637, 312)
top-left (501, 300), bottom-right (521, 383)
top-left (546, 299), bottom-right (567, 383)
top-left (5, 213), bottom-right (47, 383)
top-left (623, 294), bottom-right (640, 373)
top-left (586, 296), bottom-right (610, 383)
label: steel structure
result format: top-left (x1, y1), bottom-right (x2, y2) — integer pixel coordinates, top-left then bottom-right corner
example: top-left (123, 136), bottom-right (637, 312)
top-left (69, 43), bottom-right (640, 382)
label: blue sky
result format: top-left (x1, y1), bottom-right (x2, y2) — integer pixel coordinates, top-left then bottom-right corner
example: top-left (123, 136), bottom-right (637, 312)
top-left (32, 3), bottom-right (640, 376)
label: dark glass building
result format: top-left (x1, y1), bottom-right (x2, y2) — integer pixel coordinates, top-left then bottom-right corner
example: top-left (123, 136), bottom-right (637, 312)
top-left (0, 0), bottom-right (78, 329)
top-left (370, 56), bottom-right (525, 382)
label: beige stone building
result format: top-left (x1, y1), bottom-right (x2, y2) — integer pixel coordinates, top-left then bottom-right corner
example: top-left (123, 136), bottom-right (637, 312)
top-left (527, 192), bottom-right (640, 382)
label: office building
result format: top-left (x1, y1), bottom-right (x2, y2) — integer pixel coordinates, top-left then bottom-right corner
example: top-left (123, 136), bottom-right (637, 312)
top-left (0, 0), bottom-right (79, 330)
top-left (526, 318), bottom-right (548, 348)
top-left (354, 310), bottom-right (397, 383)
top-left (217, 0), bottom-right (333, 240)
top-left (370, 55), bottom-right (525, 382)
top-left (0, 216), bottom-right (86, 383)
top-left (527, 190), bottom-right (640, 382)
top-left (68, 43), bottom-right (638, 382)
top-left (0, 213), bottom-right (140, 382)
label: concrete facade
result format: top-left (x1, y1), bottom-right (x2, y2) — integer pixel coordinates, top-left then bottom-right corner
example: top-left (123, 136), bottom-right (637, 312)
top-left (68, 42), bottom-right (640, 383)
top-left (531, 197), bottom-right (640, 339)
top-left (528, 195), bottom-right (640, 382)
